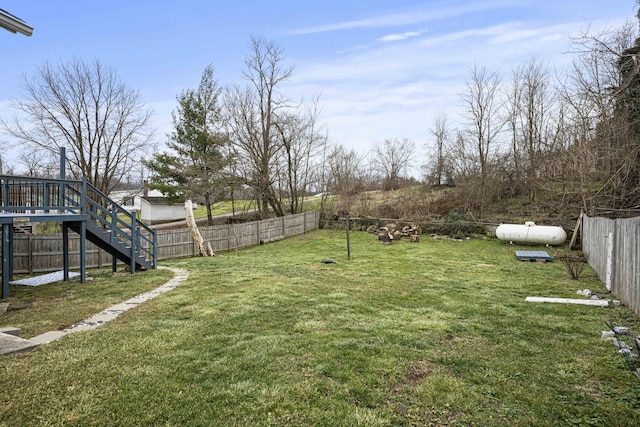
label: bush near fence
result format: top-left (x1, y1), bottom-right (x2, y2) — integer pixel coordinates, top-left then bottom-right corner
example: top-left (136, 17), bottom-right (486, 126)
top-left (9, 211), bottom-right (319, 274)
top-left (582, 215), bottom-right (640, 317)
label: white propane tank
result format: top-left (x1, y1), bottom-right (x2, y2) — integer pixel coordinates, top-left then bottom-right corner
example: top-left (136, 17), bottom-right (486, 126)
top-left (495, 221), bottom-right (567, 245)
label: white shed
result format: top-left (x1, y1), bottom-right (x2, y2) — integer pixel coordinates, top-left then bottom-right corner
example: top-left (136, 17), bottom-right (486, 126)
top-left (139, 197), bottom-right (186, 224)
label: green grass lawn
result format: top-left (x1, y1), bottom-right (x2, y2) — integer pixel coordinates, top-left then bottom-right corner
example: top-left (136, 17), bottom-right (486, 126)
top-left (1, 231), bottom-right (639, 426)
top-left (0, 268), bottom-right (174, 338)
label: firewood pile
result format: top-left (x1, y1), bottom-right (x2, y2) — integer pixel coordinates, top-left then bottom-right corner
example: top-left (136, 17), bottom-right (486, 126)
top-left (376, 223), bottom-right (420, 244)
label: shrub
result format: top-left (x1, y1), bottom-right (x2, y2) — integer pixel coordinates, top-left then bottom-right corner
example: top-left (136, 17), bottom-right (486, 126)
top-left (440, 209), bottom-right (478, 238)
top-left (557, 253), bottom-right (587, 280)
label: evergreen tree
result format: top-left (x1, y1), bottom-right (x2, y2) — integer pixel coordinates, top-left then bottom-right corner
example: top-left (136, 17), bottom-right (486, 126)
top-left (144, 65), bottom-right (231, 223)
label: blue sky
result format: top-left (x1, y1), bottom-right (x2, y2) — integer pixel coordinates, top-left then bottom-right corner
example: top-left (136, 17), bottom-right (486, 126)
top-left (0, 1), bottom-right (636, 169)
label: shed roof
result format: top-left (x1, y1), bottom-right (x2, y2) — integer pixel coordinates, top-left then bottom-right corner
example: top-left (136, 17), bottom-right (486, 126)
top-left (141, 196), bottom-right (180, 206)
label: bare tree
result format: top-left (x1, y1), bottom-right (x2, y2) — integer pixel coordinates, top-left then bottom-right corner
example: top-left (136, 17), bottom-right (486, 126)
top-left (561, 18), bottom-right (640, 208)
top-left (460, 65), bottom-right (504, 217)
top-left (1, 58), bottom-right (154, 194)
top-left (371, 138), bottom-right (415, 191)
top-left (17, 149), bottom-right (53, 177)
top-left (424, 111), bottom-right (453, 186)
top-left (0, 154), bottom-right (14, 175)
top-left (276, 98), bottom-right (328, 214)
top-left (506, 59), bottom-right (557, 201)
top-left (225, 36), bottom-right (294, 218)
top-left (325, 145), bottom-right (365, 215)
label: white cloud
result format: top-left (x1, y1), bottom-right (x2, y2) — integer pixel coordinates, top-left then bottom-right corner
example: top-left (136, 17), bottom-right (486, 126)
top-left (377, 30), bottom-right (425, 43)
top-left (286, 0), bottom-right (521, 35)
top-left (284, 13), bottom-right (630, 157)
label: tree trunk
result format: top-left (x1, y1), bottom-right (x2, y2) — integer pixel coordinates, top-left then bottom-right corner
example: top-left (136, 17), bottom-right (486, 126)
top-left (185, 200), bottom-right (215, 256)
top-left (204, 192), bottom-right (213, 224)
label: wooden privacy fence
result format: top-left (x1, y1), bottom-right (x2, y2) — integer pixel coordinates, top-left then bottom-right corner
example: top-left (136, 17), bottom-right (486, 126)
top-left (9, 211), bottom-right (319, 274)
top-left (582, 215), bottom-right (640, 316)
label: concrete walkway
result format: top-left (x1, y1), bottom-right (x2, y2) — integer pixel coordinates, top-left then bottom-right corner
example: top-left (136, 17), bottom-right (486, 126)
top-left (0, 266), bottom-right (189, 355)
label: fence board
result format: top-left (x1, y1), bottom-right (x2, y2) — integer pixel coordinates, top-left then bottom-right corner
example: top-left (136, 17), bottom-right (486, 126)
top-left (583, 215), bottom-right (640, 316)
top-left (6, 211), bottom-right (318, 274)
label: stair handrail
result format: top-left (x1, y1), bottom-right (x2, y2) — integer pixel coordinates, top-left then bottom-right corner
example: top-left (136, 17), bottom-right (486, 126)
top-left (79, 179), bottom-right (156, 269)
top-left (0, 174), bottom-right (156, 269)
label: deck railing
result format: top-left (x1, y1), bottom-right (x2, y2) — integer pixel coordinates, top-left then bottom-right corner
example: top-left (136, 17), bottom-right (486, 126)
top-left (0, 175), bottom-right (156, 269)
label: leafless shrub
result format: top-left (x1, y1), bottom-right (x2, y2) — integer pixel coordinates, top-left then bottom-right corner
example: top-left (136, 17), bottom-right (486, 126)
top-left (557, 253), bottom-right (587, 279)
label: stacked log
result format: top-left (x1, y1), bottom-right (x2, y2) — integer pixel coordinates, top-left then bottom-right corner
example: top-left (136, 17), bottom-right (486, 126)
top-left (401, 223), bottom-right (419, 237)
top-left (376, 222), bottom-right (421, 244)
top-left (378, 226), bottom-right (394, 244)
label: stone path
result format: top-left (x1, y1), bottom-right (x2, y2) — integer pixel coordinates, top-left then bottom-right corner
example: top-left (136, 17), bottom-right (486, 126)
top-left (0, 266), bottom-right (189, 355)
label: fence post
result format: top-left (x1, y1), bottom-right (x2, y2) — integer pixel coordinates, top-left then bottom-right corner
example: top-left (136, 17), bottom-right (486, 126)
top-left (256, 220), bottom-right (260, 245)
top-left (605, 231), bottom-right (614, 292)
top-left (28, 233), bottom-right (34, 275)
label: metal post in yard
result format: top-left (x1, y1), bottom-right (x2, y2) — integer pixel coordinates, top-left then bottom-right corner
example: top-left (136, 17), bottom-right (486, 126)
top-left (346, 215), bottom-right (351, 261)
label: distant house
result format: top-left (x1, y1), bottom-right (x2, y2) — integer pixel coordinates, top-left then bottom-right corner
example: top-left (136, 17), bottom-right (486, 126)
top-left (110, 188), bottom-right (162, 214)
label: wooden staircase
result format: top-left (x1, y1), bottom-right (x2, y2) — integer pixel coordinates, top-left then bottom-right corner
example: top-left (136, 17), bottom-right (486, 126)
top-left (64, 180), bottom-right (156, 271)
top-left (70, 220), bottom-right (154, 271)
top-left (1, 175), bottom-right (157, 276)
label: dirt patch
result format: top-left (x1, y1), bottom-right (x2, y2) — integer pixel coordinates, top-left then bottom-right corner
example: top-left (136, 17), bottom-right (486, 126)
top-left (405, 360), bottom-right (435, 386)
top-left (575, 384), bottom-right (603, 400)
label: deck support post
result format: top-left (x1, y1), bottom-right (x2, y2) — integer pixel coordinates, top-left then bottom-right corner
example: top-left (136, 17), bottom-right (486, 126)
top-left (1, 223), bottom-right (11, 299)
top-left (79, 220), bottom-right (86, 283)
top-left (63, 222), bottom-right (69, 281)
